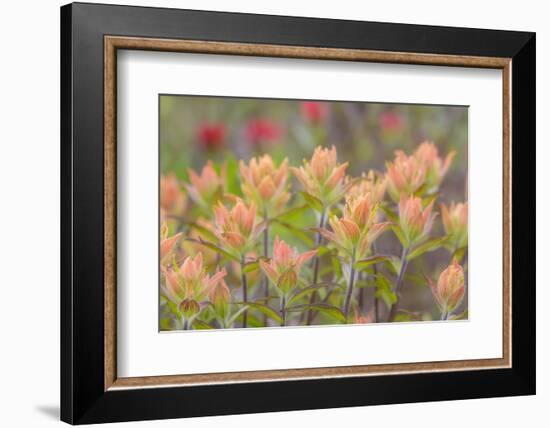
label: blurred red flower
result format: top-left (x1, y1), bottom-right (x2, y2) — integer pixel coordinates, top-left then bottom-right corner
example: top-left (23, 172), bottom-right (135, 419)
top-left (300, 101), bottom-right (328, 124)
top-left (246, 119), bottom-right (283, 145)
top-left (197, 122), bottom-right (226, 150)
top-left (379, 111), bottom-right (404, 131)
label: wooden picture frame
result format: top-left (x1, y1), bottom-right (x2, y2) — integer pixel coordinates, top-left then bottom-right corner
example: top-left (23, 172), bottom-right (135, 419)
top-left (61, 2), bottom-right (535, 424)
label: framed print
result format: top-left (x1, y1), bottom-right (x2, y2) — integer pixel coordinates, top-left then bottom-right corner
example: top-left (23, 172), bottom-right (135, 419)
top-left (60, 2), bottom-right (536, 424)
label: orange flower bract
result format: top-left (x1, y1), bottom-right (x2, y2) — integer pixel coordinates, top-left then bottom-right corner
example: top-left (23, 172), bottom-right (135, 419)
top-left (162, 252), bottom-right (228, 320)
top-left (398, 194), bottom-right (436, 247)
top-left (429, 258), bottom-right (465, 315)
top-left (441, 201), bottom-right (468, 249)
top-left (320, 193), bottom-right (391, 259)
top-left (214, 199), bottom-right (265, 255)
top-left (291, 145), bottom-right (350, 207)
top-left (239, 155), bottom-right (290, 216)
top-left (259, 236), bottom-right (316, 295)
top-left (186, 160), bottom-right (225, 207)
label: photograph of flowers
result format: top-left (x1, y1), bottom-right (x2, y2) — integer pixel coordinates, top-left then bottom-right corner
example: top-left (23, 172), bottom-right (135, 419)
top-left (159, 95), bottom-right (468, 331)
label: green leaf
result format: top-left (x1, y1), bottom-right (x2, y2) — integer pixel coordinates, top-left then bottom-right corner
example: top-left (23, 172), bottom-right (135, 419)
top-left (354, 255), bottom-right (391, 271)
top-left (452, 246), bottom-right (468, 263)
top-left (164, 299), bottom-right (180, 318)
top-left (380, 204), bottom-right (398, 223)
top-left (404, 273), bottom-right (428, 288)
top-left (331, 255), bottom-right (343, 279)
top-left (287, 284), bottom-right (336, 306)
top-left (224, 155), bottom-right (242, 196)
top-left (407, 236), bottom-right (448, 261)
top-left (271, 219), bottom-right (314, 246)
top-left (382, 256), bottom-right (400, 275)
top-left (449, 309), bottom-right (468, 320)
top-left (246, 314), bottom-right (264, 328)
top-left (234, 302), bottom-right (283, 324)
top-left (243, 260), bottom-right (260, 274)
top-left (160, 317), bottom-right (172, 330)
top-left (394, 310), bottom-right (423, 322)
top-left (374, 274), bottom-right (397, 309)
top-left (391, 225), bottom-right (408, 248)
top-left (226, 305), bottom-right (249, 327)
top-left (413, 183), bottom-right (428, 198)
top-left (192, 319), bottom-right (214, 329)
top-left (316, 245), bottom-right (334, 257)
top-left (276, 204), bottom-right (310, 220)
top-left (285, 303), bottom-right (346, 323)
top-left (184, 238), bottom-right (240, 262)
top-left (422, 192), bottom-right (439, 207)
top-left (188, 222), bottom-right (217, 242)
top-left (300, 191), bottom-right (324, 213)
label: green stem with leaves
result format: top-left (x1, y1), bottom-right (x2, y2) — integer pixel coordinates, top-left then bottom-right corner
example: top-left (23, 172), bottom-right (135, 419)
top-left (372, 241), bottom-right (380, 322)
top-left (343, 250), bottom-right (357, 320)
top-left (280, 295), bottom-right (287, 326)
top-left (306, 209), bottom-right (327, 325)
top-left (387, 246), bottom-right (410, 322)
top-left (241, 256), bottom-right (248, 328)
top-left (262, 212), bottom-right (270, 325)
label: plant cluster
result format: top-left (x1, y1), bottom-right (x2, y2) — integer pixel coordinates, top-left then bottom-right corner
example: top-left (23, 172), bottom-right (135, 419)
top-left (160, 106), bottom-right (468, 330)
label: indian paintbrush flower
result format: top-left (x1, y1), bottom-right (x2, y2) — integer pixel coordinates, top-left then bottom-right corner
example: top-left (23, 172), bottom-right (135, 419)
top-left (347, 170), bottom-right (387, 205)
top-left (291, 145), bottom-right (350, 208)
top-left (414, 141), bottom-right (455, 194)
top-left (441, 201), bottom-right (468, 249)
top-left (246, 119), bottom-right (283, 146)
top-left (429, 258), bottom-right (465, 317)
top-left (398, 194), bottom-right (436, 247)
top-left (386, 150), bottom-right (426, 202)
top-left (300, 101), bottom-right (328, 124)
top-left (319, 193), bottom-right (391, 260)
top-left (239, 155), bottom-right (290, 216)
top-left (259, 236), bottom-right (317, 296)
top-left (162, 252), bottom-right (228, 324)
top-left (213, 199), bottom-right (265, 255)
top-left (209, 275), bottom-right (231, 320)
top-left (186, 161), bottom-right (225, 207)
top-left (197, 122), bottom-right (226, 151)
top-left (379, 110), bottom-right (404, 132)
top-left (160, 222), bottom-right (182, 263)
top-left (160, 173), bottom-right (187, 221)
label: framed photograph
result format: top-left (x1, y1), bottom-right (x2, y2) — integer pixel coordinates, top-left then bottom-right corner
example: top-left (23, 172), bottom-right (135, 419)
top-left (61, 2), bottom-right (535, 424)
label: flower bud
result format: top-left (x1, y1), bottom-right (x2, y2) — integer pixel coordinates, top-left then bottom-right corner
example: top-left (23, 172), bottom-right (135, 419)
top-left (441, 201), bottom-right (468, 249)
top-left (430, 259), bottom-right (465, 314)
top-left (239, 155), bottom-right (290, 215)
top-left (210, 280), bottom-right (231, 319)
top-left (399, 194), bottom-right (436, 247)
top-left (259, 237), bottom-right (316, 296)
top-left (178, 298), bottom-right (201, 320)
top-left (291, 145), bottom-right (350, 207)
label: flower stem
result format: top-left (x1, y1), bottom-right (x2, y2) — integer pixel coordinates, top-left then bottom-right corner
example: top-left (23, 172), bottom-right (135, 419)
top-left (358, 272), bottom-right (365, 314)
top-left (343, 251), bottom-right (357, 321)
top-left (387, 246), bottom-right (410, 322)
top-left (306, 209), bottom-right (326, 325)
top-left (440, 311), bottom-right (448, 321)
top-left (241, 257), bottom-right (248, 328)
top-left (372, 241), bottom-right (380, 323)
top-left (262, 214), bottom-right (269, 326)
top-left (280, 295), bottom-right (287, 327)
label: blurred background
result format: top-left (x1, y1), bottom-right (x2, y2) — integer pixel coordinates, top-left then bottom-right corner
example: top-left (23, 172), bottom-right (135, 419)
top-left (160, 95), bottom-right (468, 324)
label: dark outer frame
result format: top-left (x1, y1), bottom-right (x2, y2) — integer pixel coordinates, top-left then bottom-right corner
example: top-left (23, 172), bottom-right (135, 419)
top-left (61, 2), bottom-right (535, 424)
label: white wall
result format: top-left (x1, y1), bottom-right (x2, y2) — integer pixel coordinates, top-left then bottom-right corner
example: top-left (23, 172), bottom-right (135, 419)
top-left (0, 0), bottom-right (545, 426)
